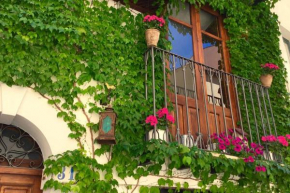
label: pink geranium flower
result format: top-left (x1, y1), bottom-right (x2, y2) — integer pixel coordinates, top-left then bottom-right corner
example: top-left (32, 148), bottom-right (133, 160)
top-left (166, 114), bottom-right (175, 123)
top-left (224, 138), bottom-right (231, 146)
top-left (255, 148), bottom-right (263, 155)
top-left (251, 142), bottom-right (258, 149)
top-left (219, 144), bottom-right (226, 150)
top-left (218, 138), bottom-right (225, 144)
top-left (256, 166), bottom-right (262, 172)
top-left (234, 144), bottom-right (242, 152)
top-left (256, 166), bottom-right (266, 172)
top-left (244, 156), bottom-right (255, 163)
top-left (143, 15), bottom-right (165, 29)
top-left (157, 107), bottom-right (169, 118)
top-left (248, 156), bottom-right (255, 162)
top-left (261, 136), bottom-right (267, 142)
top-left (145, 115), bottom-right (158, 126)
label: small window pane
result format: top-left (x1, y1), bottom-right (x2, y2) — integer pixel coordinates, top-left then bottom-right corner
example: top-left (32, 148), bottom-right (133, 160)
top-left (169, 20), bottom-right (194, 59)
top-left (202, 34), bottom-right (224, 70)
top-left (170, 2), bottom-right (191, 24)
top-left (200, 10), bottom-right (220, 37)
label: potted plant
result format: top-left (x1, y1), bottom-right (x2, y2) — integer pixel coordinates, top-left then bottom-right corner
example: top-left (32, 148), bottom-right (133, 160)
top-left (143, 15), bottom-right (165, 48)
top-left (260, 63), bottom-right (279, 87)
top-left (145, 107), bottom-right (174, 141)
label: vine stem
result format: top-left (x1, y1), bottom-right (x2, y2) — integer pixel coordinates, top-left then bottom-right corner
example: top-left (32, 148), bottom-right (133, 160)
top-left (123, 179), bottom-right (129, 193)
top-left (131, 178), bottom-right (140, 193)
top-left (74, 82), bottom-right (95, 159)
top-left (149, 174), bottom-right (200, 181)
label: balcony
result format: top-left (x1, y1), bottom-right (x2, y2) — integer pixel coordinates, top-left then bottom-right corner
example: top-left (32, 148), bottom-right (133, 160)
top-left (144, 47), bottom-right (279, 161)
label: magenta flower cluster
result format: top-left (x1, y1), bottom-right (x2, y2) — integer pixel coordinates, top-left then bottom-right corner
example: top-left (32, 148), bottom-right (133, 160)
top-left (261, 63), bottom-right (279, 70)
top-left (211, 129), bottom-right (266, 172)
top-left (145, 107), bottom-right (175, 126)
top-left (244, 156), bottom-right (254, 163)
top-left (145, 115), bottom-right (158, 126)
top-left (261, 63), bottom-right (279, 75)
top-left (255, 166), bottom-right (266, 172)
top-left (211, 129), bottom-right (263, 155)
top-left (261, 135), bottom-right (289, 147)
top-left (143, 15), bottom-right (165, 27)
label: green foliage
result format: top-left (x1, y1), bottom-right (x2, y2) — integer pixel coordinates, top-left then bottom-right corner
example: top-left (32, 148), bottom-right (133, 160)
top-left (1, 0), bottom-right (290, 192)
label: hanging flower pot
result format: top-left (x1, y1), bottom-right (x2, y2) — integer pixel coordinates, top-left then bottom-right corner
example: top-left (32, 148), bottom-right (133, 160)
top-left (260, 63), bottom-right (279, 88)
top-left (260, 74), bottom-right (273, 88)
top-left (143, 15), bottom-right (165, 48)
top-left (145, 29), bottom-right (160, 48)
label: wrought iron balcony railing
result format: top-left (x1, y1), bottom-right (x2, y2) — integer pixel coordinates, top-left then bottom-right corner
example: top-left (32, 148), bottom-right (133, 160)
top-left (144, 47), bottom-right (279, 161)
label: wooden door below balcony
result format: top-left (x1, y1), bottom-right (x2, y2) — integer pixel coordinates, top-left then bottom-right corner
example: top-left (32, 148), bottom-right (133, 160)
top-left (0, 167), bottom-right (43, 193)
top-left (169, 93), bottom-right (234, 147)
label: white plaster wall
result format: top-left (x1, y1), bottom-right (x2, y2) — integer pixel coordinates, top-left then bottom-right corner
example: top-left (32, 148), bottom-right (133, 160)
top-left (0, 83), bottom-right (78, 158)
top-left (273, 0), bottom-right (290, 92)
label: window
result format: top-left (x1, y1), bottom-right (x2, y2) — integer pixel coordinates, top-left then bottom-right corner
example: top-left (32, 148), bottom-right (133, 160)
top-left (169, 3), bottom-right (229, 71)
top-left (283, 37), bottom-right (290, 93)
top-left (168, 4), bottom-right (231, 105)
top-left (167, 3), bottom-right (235, 139)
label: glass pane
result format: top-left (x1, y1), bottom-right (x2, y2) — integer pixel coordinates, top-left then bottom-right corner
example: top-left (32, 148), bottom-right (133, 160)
top-left (169, 20), bottom-right (193, 59)
top-left (202, 34), bottom-right (226, 107)
top-left (170, 2), bottom-right (191, 24)
top-left (202, 34), bottom-right (224, 70)
top-left (200, 10), bottom-right (220, 37)
top-left (168, 20), bottom-right (195, 98)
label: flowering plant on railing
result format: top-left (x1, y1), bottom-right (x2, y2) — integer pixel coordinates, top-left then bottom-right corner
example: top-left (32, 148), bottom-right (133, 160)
top-left (261, 63), bottom-right (279, 75)
top-left (211, 129), bottom-right (267, 173)
top-left (143, 15), bottom-right (165, 30)
top-left (261, 135), bottom-right (290, 161)
top-left (211, 130), bottom-right (264, 160)
top-left (145, 107), bottom-right (175, 130)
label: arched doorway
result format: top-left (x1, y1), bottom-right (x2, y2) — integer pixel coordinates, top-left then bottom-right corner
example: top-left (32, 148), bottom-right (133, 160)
top-left (0, 124), bottom-right (43, 193)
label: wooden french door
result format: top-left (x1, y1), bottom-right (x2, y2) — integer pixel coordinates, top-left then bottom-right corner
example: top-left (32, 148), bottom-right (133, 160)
top-left (0, 167), bottom-right (43, 193)
top-left (168, 4), bottom-right (238, 145)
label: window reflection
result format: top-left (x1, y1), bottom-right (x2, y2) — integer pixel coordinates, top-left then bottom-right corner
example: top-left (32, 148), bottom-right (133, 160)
top-left (169, 20), bottom-right (194, 60)
top-left (200, 10), bottom-right (219, 37)
top-left (202, 34), bottom-right (224, 70)
top-left (202, 34), bottom-right (226, 106)
top-left (169, 19), bottom-right (195, 98)
top-left (170, 2), bottom-right (191, 24)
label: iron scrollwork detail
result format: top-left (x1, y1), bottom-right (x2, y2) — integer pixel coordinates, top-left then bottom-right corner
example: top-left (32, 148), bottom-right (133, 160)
top-left (0, 124), bottom-right (43, 169)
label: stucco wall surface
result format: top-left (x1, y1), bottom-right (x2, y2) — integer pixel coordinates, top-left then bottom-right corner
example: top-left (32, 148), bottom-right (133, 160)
top-left (273, 0), bottom-right (290, 92)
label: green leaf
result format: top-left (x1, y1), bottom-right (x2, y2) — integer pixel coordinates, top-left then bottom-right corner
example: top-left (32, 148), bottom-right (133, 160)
top-left (140, 186), bottom-right (149, 193)
top-left (182, 156), bottom-right (192, 165)
top-left (157, 178), bottom-right (166, 186)
top-left (150, 187), bottom-right (160, 193)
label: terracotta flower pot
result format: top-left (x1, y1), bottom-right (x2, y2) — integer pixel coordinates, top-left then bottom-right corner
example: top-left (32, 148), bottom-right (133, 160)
top-left (145, 29), bottom-right (160, 48)
top-left (260, 74), bottom-right (273, 88)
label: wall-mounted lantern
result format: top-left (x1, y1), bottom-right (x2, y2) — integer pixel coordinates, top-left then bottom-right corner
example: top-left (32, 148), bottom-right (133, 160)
top-left (96, 107), bottom-right (117, 145)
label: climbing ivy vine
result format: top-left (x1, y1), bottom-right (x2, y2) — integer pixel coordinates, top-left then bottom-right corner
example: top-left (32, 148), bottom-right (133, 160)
top-left (0, 0), bottom-right (290, 192)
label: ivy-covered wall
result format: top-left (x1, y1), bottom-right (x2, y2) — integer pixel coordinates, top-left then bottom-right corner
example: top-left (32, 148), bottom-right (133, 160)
top-left (0, 0), bottom-right (290, 192)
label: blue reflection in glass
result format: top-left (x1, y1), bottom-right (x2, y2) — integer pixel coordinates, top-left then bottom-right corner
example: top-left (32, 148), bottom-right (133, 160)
top-left (203, 42), bottom-right (212, 49)
top-left (168, 20), bottom-right (194, 61)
